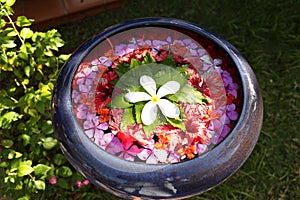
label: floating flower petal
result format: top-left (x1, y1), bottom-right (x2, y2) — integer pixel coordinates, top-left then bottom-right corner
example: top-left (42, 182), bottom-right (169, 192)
top-left (157, 81), bottom-right (180, 98)
top-left (125, 92), bottom-right (151, 103)
top-left (157, 99), bottom-right (180, 118)
top-left (140, 75), bottom-right (157, 96)
top-left (141, 101), bottom-right (158, 125)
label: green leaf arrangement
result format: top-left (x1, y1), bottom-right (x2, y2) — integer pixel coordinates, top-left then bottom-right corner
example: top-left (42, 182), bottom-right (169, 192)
top-left (109, 53), bottom-right (207, 137)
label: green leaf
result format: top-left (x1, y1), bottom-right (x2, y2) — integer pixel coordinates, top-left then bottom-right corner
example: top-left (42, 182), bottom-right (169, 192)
top-left (1, 139), bottom-right (14, 148)
top-left (24, 66), bottom-right (31, 77)
top-left (5, 150), bottom-right (23, 159)
top-left (16, 16), bottom-right (34, 27)
top-left (0, 162), bottom-right (9, 168)
top-left (165, 117), bottom-right (186, 131)
top-left (20, 28), bottom-right (33, 39)
top-left (51, 37), bottom-right (65, 49)
top-left (0, 95), bottom-right (16, 108)
top-left (142, 52), bottom-right (156, 64)
top-left (161, 55), bottom-right (176, 67)
top-left (36, 102), bottom-right (45, 114)
top-left (2, 39), bottom-right (16, 48)
top-left (6, 0), bottom-right (16, 6)
top-left (56, 166), bottom-right (73, 177)
top-left (44, 50), bottom-right (53, 57)
top-left (134, 103), bottom-right (144, 124)
top-left (153, 66), bottom-right (187, 87)
top-left (41, 120), bottom-right (54, 135)
top-left (115, 62), bottom-right (130, 77)
top-left (110, 93), bottom-right (133, 108)
top-left (167, 84), bottom-right (207, 104)
top-left (7, 29), bottom-right (18, 37)
top-left (42, 137), bottom-right (57, 150)
top-left (18, 52), bottom-right (28, 60)
top-left (56, 178), bottom-right (70, 189)
top-left (17, 162), bottom-right (34, 177)
top-left (21, 78), bottom-right (29, 87)
top-left (34, 180), bottom-right (46, 190)
top-left (15, 182), bottom-right (22, 190)
top-left (115, 63), bottom-right (188, 92)
top-left (17, 196), bottom-right (30, 200)
top-left (143, 114), bottom-right (165, 137)
top-left (8, 151), bottom-right (15, 159)
top-left (0, 19), bottom-right (6, 28)
top-left (30, 135), bottom-right (41, 155)
top-left (15, 152), bottom-right (23, 158)
top-left (39, 83), bottom-right (52, 97)
top-left (9, 159), bottom-right (20, 171)
top-left (33, 164), bottom-right (51, 176)
top-left (0, 111), bottom-right (22, 129)
top-left (31, 32), bottom-right (45, 42)
top-left (129, 58), bottom-right (140, 68)
top-left (120, 108), bottom-right (135, 128)
top-left (0, 52), bottom-right (8, 64)
top-left (2, 4), bottom-right (14, 15)
top-left (176, 64), bottom-right (190, 75)
top-left (114, 63), bottom-right (159, 91)
top-left (19, 134), bottom-right (31, 146)
top-left (27, 108), bottom-right (38, 118)
top-left (53, 154), bottom-right (67, 166)
top-left (59, 54), bottom-right (70, 61)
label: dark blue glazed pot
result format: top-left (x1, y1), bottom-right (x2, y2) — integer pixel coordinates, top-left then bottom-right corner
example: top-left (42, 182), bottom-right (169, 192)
top-left (52, 18), bottom-right (263, 199)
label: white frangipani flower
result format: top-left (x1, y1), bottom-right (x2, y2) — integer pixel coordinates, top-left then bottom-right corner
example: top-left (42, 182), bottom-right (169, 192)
top-left (124, 75), bottom-right (180, 125)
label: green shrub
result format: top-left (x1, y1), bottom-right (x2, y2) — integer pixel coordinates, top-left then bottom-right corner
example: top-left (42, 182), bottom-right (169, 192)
top-left (0, 0), bottom-right (93, 199)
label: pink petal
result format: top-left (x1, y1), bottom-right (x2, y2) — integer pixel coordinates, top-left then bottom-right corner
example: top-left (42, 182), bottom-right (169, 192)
top-left (83, 120), bottom-right (93, 129)
top-left (99, 122), bottom-right (109, 130)
top-left (106, 137), bottom-right (123, 154)
top-left (228, 111), bottom-right (239, 120)
top-left (85, 129), bottom-right (94, 138)
top-left (122, 153), bottom-right (135, 161)
top-left (127, 145), bottom-right (142, 156)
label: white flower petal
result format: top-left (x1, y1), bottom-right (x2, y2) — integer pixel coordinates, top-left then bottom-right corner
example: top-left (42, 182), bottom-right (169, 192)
top-left (141, 101), bottom-right (158, 125)
top-left (140, 75), bottom-right (156, 96)
top-left (124, 92), bottom-right (151, 103)
top-left (157, 81), bottom-right (180, 98)
top-left (157, 99), bottom-right (180, 118)
top-left (154, 149), bottom-right (168, 163)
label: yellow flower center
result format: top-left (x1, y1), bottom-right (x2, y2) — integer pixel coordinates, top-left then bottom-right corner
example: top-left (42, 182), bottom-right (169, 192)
top-left (151, 95), bottom-right (159, 103)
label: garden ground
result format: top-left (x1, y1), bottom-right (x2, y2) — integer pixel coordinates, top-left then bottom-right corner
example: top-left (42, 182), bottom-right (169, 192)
top-left (55, 0), bottom-right (300, 199)
top-left (0, 0), bottom-right (296, 199)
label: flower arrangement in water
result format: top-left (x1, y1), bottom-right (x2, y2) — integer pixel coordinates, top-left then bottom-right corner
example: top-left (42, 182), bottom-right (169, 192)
top-left (71, 34), bottom-right (241, 164)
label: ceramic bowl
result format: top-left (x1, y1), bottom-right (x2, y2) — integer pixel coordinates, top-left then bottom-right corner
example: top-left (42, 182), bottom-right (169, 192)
top-left (52, 18), bottom-right (263, 199)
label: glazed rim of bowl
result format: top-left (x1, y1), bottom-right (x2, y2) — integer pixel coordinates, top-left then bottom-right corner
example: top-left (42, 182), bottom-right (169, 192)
top-left (53, 18), bottom-right (263, 198)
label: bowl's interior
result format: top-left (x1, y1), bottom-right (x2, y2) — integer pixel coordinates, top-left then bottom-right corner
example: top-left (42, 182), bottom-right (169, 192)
top-left (71, 26), bottom-right (243, 164)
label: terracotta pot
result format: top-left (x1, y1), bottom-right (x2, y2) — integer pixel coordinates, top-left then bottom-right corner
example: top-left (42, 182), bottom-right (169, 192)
top-left (13, 0), bottom-right (126, 29)
top-left (52, 18), bottom-right (263, 199)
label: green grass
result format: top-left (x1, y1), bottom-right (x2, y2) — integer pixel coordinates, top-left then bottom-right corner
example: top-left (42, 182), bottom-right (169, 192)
top-left (57, 0), bottom-right (300, 199)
